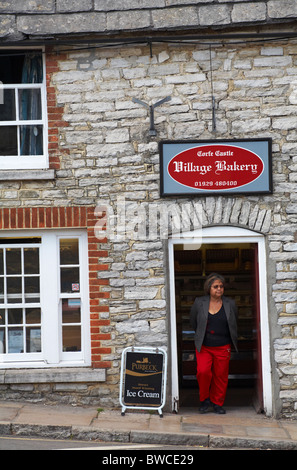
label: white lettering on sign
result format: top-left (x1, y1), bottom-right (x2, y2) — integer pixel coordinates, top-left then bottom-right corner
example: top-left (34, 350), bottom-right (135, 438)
top-left (126, 389), bottom-right (160, 399)
top-left (172, 160), bottom-right (258, 176)
top-left (172, 161), bottom-right (212, 175)
top-left (215, 160), bottom-right (258, 174)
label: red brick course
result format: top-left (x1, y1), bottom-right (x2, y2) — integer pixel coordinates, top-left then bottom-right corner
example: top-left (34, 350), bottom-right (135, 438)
top-left (0, 205), bottom-right (111, 370)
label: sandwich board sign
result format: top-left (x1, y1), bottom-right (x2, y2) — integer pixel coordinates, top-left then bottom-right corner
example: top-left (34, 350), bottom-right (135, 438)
top-left (119, 346), bottom-right (167, 417)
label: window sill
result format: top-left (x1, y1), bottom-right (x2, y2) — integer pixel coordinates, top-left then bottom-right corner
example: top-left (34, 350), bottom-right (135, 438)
top-left (0, 169), bottom-right (55, 180)
top-left (0, 367), bottom-right (106, 384)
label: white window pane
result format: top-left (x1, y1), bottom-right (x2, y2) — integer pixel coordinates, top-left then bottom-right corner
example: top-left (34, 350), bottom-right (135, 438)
top-left (26, 327), bottom-right (41, 352)
top-left (0, 126), bottom-right (17, 156)
top-left (8, 328), bottom-right (23, 353)
top-left (7, 277), bottom-right (22, 303)
top-left (6, 248), bottom-right (22, 274)
top-left (24, 248), bottom-right (39, 274)
top-left (25, 307), bottom-right (41, 324)
top-left (8, 308), bottom-right (23, 324)
top-left (20, 125), bottom-right (43, 156)
top-left (60, 239), bottom-right (79, 265)
top-left (62, 298), bottom-right (81, 323)
top-left (18, 88), bottom-right (42, 120)
top-left (0, 89), bottom-right (16, 121)
top-left (62, 325), bottom-right (81, 352)
top-left (0, 328), bottom-right (5, 353)
top-left (61, 267), bottom-right (80, 293)
top-left (24, 277), bottom-right (40, 303)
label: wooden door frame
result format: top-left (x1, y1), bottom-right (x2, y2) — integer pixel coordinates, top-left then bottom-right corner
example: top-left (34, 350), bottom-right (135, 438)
top-left (168, 226), bottom-right (273, 416)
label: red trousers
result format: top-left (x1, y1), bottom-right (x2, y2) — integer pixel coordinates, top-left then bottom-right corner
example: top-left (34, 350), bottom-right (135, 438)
top-left (195, 344), bottom-right (231, 406)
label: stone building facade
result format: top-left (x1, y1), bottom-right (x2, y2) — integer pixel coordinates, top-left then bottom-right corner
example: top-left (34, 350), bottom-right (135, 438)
top-left (0, 1), bottom-right (297, 418)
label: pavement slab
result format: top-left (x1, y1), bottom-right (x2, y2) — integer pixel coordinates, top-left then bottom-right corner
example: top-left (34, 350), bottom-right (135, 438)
top-left (0, 401), bottom-right (296, 449)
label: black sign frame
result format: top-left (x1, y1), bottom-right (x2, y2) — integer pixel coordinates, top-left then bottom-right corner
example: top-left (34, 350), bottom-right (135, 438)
top-left (119, 346), bottom-right (167, 417)
top-left (160, 138), bottom-right (273, 196)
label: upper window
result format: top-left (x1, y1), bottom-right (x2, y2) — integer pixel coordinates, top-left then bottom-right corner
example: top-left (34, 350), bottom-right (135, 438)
top-left (0, 49), bottom-right (48, 170)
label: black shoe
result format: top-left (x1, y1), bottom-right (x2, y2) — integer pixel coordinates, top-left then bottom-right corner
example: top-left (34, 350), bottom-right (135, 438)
top-left (199, 398), bottom-right (210, 414)
top-left (213, 404), bottom-right (226, 414)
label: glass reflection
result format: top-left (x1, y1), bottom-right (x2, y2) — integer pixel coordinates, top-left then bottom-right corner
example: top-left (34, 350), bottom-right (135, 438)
top-left (60, 239), bottom-right (79, 265)
top-left (7, 277), bottom-right (22, 303)
top-left (24, 248), bottom-right (39, 274)
top-left (62, 325), bottom-right (81, 352)
top-left (6, 248), bottom-right (21, 274)
top-left (62, 299), bottom-right (80, 323)
top-left (60, 267), bottom-right (79, 293)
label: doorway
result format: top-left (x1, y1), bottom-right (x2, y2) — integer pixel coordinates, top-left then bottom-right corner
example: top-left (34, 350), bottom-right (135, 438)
top-left (168, 226), bottom-right (272, 415)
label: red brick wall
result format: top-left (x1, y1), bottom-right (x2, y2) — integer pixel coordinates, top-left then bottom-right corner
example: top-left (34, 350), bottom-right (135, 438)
top-left (0, 206), bottom-right (111, 370)
top-left (45, 48), bottom-right (68, 170)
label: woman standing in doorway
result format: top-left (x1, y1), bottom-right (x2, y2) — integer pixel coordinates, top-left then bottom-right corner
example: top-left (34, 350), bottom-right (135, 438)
top-left (190, 273), bottom-right (238, 414)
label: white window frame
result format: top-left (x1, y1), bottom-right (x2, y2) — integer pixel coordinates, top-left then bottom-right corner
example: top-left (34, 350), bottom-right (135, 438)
top-left (0, 229), bottom-right (91, 369)
top-left (0, 47), bottom-right (48, 170)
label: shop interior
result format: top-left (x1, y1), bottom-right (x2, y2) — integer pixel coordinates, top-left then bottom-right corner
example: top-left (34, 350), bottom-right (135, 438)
top-left (174, 242), bottom-right (261, 410)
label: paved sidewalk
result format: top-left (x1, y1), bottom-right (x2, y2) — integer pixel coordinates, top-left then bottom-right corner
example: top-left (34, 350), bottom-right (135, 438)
top-left (0, 401), bottom-right (296, 450)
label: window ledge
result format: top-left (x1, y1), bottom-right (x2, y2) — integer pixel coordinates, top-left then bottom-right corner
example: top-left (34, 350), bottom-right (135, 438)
top-left (0, 169), bottom-right (55, 181)
top-left (0, 367), bottom-right (106, 384)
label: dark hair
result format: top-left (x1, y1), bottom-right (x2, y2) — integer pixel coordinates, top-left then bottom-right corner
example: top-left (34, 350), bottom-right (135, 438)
top-left (204, 273), bottom-right (225, 295)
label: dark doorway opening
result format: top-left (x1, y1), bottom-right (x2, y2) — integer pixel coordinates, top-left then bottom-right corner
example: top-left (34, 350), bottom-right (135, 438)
top-left (174, 242), bottom-right (262, 410)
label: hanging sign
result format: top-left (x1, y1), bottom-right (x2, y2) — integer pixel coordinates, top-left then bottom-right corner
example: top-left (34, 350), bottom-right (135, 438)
top-left (160, 139), bottom-right (272, 196)
top-left (119, 346), bottom-right (167, 417)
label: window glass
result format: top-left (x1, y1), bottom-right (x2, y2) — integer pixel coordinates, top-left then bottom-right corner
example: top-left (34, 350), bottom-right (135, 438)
top-left (24, 248), bottom-right (39, 274)
top-left (0, 234), bottom-right (88, 365)
top-left (0, 242), bottom-right (41, 355)
top-left (60, 239), bottom-right (82, 354)
top-left (6, 248), bottom-right (22, 274)
top-left (25, 307), bottom-right (41, 324)
top-left (0, 126), bottom-right (17, 156)
top-left (62, 298), bottom-right (81, 323)
top-left (60, 239), bottom-right (79, 265)
top-left (0, 249), bottom-right (3, 275)
top-left (8, 328), bottom-right (23, 353)
top-left (8, 309), bottom-right (22, 324)
top-left (26, 327), bottom-right (41, 352)
top-left (0, 50), bottom-right (46, 168)
top-left (20, 125), bottom-right (43, 156)
top-left (0, 278), bottom-right (3, 303)
top-left (7, 277), bottom-right (22, 303)
top-left (61, 267), bottom-right (80, 293)
top-left (19, 88), bottom-right (42, 120)
top-left (62, 326), bottom-right (81, 352)
top-left (0, 89), bottom-right (16, 121)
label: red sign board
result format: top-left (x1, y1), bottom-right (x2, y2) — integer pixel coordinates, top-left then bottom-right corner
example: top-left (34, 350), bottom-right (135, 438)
top-left (160, 139), bottom-right (272, 196)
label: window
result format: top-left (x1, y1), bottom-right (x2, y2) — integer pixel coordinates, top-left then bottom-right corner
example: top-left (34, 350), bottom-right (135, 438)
top-left (0, 241), bottom-right (41, 357)
top-left (0, 49), bottom-right (48, 169)
top-left (59, 238), bottom-right (82, 356)
top-left (0, 231), bottom-right (90, 367)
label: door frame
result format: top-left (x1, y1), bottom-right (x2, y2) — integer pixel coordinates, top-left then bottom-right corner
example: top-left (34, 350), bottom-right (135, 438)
top-left (168, 225), bottom-right (272, 416)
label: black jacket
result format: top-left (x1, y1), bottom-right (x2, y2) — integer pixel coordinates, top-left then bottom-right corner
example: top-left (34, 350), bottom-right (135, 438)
top-left (190, 295), bottom-right (238, 352)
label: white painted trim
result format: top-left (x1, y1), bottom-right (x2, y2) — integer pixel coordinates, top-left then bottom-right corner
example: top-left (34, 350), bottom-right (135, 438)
top-left (0, 46), bottom-right (48, 169)
top-left (0, 229), bottom-right (91, 369)
top-left (168, 226), bottom-right (272, 416)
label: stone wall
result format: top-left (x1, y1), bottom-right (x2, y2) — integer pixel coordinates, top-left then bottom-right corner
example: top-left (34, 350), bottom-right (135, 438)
top-left (42, 39), bottom-right (297, 415)
top-left (1, 32), bottom-right (297, 414)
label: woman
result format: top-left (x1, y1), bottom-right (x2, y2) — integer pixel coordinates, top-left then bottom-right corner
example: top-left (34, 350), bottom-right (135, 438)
top-left (190, 273), bottom-right (238, 414)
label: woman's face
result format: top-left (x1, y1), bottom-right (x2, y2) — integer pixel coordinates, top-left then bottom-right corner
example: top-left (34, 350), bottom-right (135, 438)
top-left (210, 279), bottom-right (224, 299)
